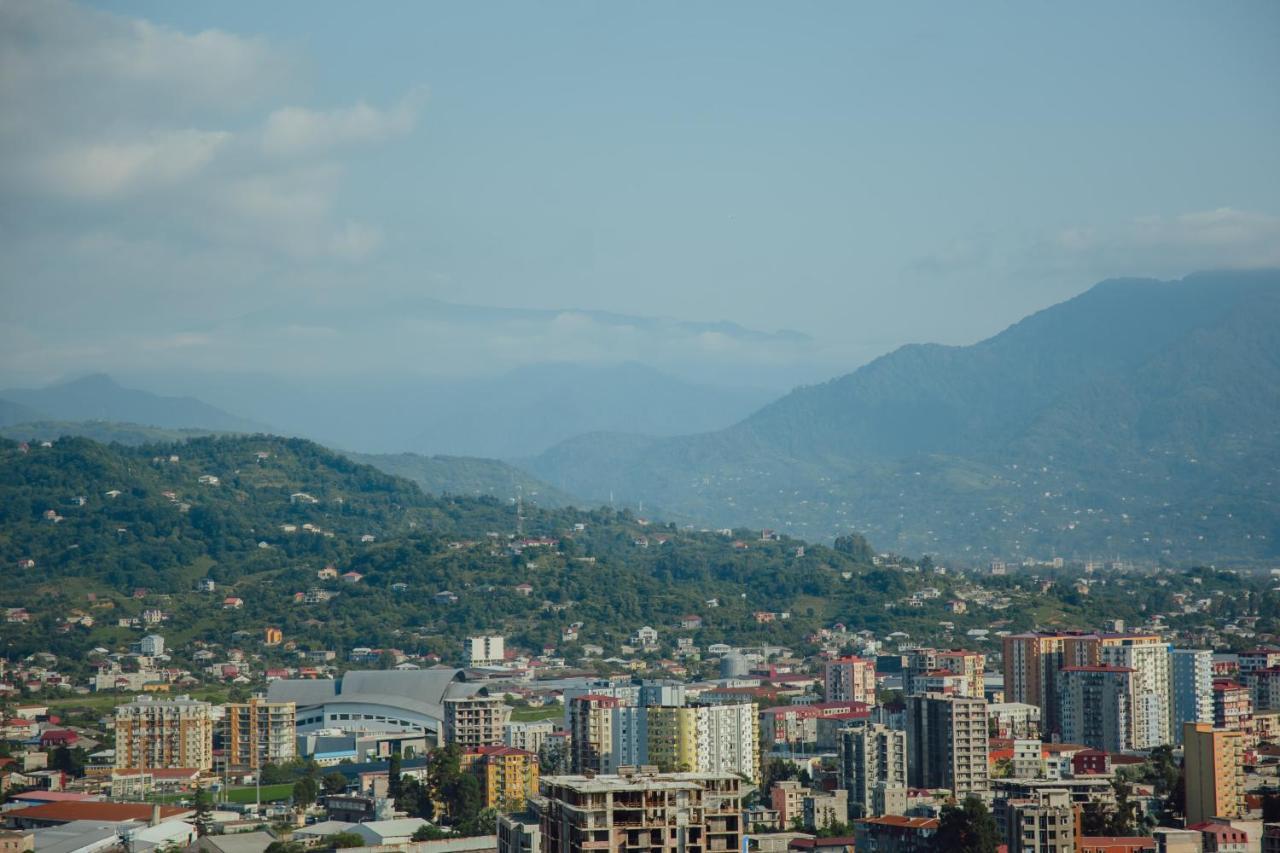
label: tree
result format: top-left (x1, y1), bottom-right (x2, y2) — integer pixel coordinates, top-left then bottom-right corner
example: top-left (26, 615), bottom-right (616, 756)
top-left (328, 832), bottom-right (365, 849)
top-left (932, 796), bottom-right (999, 853)
top-left (388, 754), bottom-right (403, 800)
top-left (412, 825), bottom-right (451, 842)
top-left (323, 771), bottom-right (349, 794)
top-left (292, 775), bottom-right (319, 809)
top-left (192, 785), bottom-right (214, 837)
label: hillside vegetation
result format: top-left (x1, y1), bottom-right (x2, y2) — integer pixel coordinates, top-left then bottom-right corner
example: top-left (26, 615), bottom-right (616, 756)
top-left (0, 434), bottom-right (1271, 671)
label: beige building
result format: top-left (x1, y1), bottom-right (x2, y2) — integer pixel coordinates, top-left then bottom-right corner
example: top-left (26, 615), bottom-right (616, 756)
top-left (825, 657), bottom-right (876, 705)
top-left (1184, 722), bottom-right (1246, 825)
top-left (838, 724), bottom-right (907, 817)
top-left (569, 695), bottom-right (620, 774)
top-left (223, 697), bottom-right (296, 772)
top-left (443, 695), bottom-right (512, 748)
top-left (534, 771), bottom-right (742, 853)
top-left (114, 695), bottom-right (214, 771)
top-left (1005, 788), bottom-right (1074, 853)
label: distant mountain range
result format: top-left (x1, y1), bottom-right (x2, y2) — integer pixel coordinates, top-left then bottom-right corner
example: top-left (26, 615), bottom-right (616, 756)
top-left (112, 362), bottom-right (778, 458)
top-left (523, 270), bottom-right (1280, 563)
top-left (0, 374), bottom-right (269, 433)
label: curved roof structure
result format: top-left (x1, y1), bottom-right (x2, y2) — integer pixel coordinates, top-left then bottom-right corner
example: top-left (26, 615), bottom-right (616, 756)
top-left (267, 668), bottom-right (474, 723)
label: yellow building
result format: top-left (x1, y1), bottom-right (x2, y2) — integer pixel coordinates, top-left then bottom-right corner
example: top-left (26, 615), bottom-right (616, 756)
top-left (1184, 722), bottom-right (1245, 825)
top-left (264, 627), bottom-right (283, 646)
top-left (461, 745), bottom-right (540, 811)
top-left (646, 706), bottom-right (699, 772)
top-left (644, 704), bottom-right (759, 782)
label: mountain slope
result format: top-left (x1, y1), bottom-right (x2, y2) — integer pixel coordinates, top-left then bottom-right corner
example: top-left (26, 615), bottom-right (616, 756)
top-left (348, 451), bottom-right (580, 508)
top-left (1, 374), bottom-right (268, 433)
top-left (0, 399), bottom-right (47, 428)
top-left (525, 270), bottom-right (1280, 563)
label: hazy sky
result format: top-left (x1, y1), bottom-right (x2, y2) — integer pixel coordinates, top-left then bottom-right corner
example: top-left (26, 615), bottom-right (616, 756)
top-left (2, 1), bottom-right (1278, 385)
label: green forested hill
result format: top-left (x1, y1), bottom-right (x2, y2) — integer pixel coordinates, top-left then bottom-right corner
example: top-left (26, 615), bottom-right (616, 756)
top-left (526, 271), bottom-right (1280, 563)
top-left (0, 434), bottom-right (1274, 669)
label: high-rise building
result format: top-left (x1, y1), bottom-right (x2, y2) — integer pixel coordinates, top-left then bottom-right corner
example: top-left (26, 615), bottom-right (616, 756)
top-left (838, 724), bottom-right (907, 818)
top-left (569, 694), bottom-right (619, 774)
top-left (114, 695), bottom-right (214, 771)
top-left (460, 745), bottom-right (540, 811)
top-left (937, 650), bottom-right (986, 699)
top-left (1096, 634), bottom-right (1170, 748)
top-left (534, 772), bottom-right (742, 853)
top-left (1183, 722), bottom-right (1245, 825)
top-left (222, 696), bottom-right (296, 772)
top-left (640, 704), bottom-right (758, 782)
top-left (1002, 633), bottom-right (1096, 736)
top-left (1245, 667), bottom-right (1280, 714)
top-left (465, 635), bottom-right (506, 668)
top-left (608, 705), bottom-right (650, 772)
top-left (1170, 650), bottom-right (1214, 746)
top-left (905, 693), bottom-right (988, 796)
top-left (825, 656), bottom-right (876, 705)
top-left (444, 695), bottom-right (512, 748)
top-left (1058, 665), bottom-right (1135, 753)
top-left (1212, 679), bottom-right (1254, 738)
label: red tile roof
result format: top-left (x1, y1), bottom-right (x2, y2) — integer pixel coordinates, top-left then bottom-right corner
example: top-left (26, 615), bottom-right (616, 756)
top-left (7, 802), bottom-right (192, 823)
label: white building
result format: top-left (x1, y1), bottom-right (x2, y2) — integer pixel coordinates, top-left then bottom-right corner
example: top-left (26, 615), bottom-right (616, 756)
top-left (466, 635), bottom-right (506, 668)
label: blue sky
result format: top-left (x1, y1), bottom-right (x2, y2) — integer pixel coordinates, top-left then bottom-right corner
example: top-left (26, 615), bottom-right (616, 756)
top-left (2, 1), bottom-right (1278, 385)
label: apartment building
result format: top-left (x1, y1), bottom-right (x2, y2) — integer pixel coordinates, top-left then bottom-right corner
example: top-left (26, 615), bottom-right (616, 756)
top-left (569, 695), bottom-right (620, 774)
top-left (1183, 722), bottom-right (1246, 825)
top-left (1170, 650), bottom-right (1214, 745)
top-left (1097, 634), bottom-right (1170, 748)
top-left (1058, 665), bottom-right (1135, 753)
top-left (1002, 633), bottom-right (1096, 736)
top-left (461, 745), bottom-right (540, 811)
top-left (838, 724), bottom-right (907, 818)
top-left (222, 696), bottom-right (296, 772)
top-left (534, 771), bottom-right (742, 853)
top-left (444, 695), bottom-right (512, 748)
top-left (825, 657), bottom-right (876, 705)
top-left (114, 695), bottom-right (214, 771)
top-left (466, 635), bottom-right (506, 668)
top-left (1004, 788), bottom-right (1075, 853)
top-left (905, 693), bottom-right (989, 796)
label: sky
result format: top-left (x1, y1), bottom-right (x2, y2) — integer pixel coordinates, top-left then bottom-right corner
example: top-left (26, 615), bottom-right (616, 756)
top-left (2, 1), bottom-right (1279, 387)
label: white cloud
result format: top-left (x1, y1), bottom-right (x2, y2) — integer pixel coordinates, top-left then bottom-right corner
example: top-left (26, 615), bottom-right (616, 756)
top-left (0, 0), bottom-right (422, 263)
top-left (1048, 207), bottom-right (1280, 273)
top-left (32, 129), bottom-right (230, 200)
top-left (262, 89), bottom-right (426, 156)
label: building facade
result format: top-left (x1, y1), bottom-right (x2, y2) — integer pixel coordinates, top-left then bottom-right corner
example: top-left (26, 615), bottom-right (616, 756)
top-left (838, 724), bottom-right (907, 818)
top-left (1058, 665), bottom-right (1136, 753)
top-left (114, 695), bottom-right (214, 771)
top-left (905, 693), bottom-right (988, 796)
top-left (825, 657), bottom-right (877, 705)
top-left (222, 697), bottom-right (296, 772)
top-left (1170, 650), bottom-right (1214, 746)
top-left (443, 695), bottom-right (512, 748)
top-left (1183, 723), bottom-right (1246, 825)
top-left (534, 772), bottom-right (742, 853)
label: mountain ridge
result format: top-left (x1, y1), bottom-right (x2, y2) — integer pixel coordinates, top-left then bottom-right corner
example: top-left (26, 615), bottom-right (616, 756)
top-left (523, 270), bottom-right (1280, 563)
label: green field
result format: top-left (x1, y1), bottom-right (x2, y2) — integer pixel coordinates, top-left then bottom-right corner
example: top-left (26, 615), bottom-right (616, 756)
top-left (222, 783), bottom-right (294, 804)
top-left (510, 705), bottom-right (562, 722)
